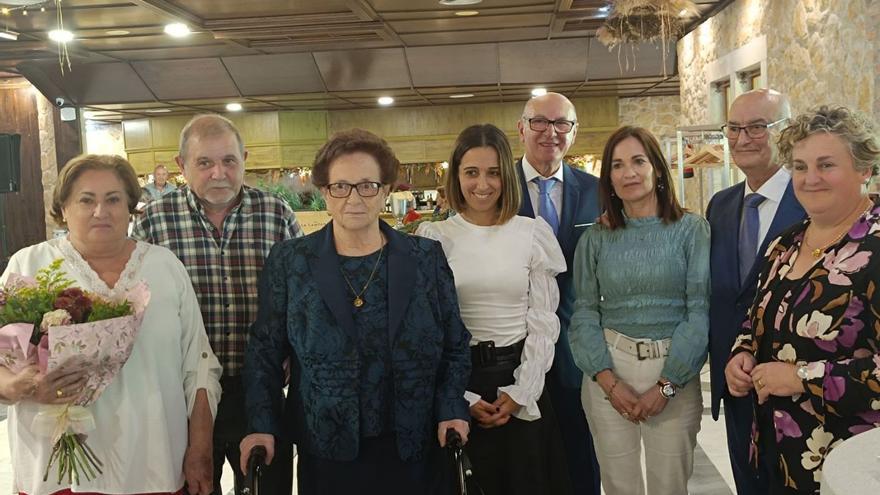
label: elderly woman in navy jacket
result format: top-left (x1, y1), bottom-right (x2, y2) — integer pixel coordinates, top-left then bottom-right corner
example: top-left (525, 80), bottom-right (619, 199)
top-left (239, 129), bottom-right (472, 495)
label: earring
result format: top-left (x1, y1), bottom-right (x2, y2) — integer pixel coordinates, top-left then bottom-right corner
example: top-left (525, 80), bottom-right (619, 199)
top-left (657, 181), bottom-right (666, 192)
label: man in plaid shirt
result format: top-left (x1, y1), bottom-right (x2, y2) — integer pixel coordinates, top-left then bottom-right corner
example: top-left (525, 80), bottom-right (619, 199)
top-left (133, 114), bottom-right (301, 494)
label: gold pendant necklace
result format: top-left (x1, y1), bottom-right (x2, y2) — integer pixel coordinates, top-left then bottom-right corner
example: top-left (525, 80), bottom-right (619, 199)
top-left (340, 245), bottom-right (384, 308)
top-left (803, 198), bottom-right (874, 259)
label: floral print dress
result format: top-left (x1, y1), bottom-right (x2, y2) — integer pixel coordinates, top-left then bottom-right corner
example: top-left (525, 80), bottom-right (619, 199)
top-left (732, 200), bottom-right (880, 494)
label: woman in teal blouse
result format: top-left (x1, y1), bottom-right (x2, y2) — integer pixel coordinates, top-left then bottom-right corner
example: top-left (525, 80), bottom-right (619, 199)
top-left (569, 126), bottom-right (710, 495)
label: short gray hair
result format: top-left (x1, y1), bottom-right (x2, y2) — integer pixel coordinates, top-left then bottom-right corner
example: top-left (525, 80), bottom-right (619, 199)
top-left (777, 105), bottom-right (880, 176)
top-left (178, 114), bottom-right (245, 160)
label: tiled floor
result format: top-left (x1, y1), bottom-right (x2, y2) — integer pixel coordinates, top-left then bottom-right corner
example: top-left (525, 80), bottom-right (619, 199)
top-left (1, 367), bottom-right (737, 494)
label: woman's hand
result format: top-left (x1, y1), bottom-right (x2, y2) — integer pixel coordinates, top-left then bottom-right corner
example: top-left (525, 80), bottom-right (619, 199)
top-left (725, 352), bottom-right (757, 397)
top-left (631, 385), bottom-right (668, 422)
top-left (597, 370), bottom-right (638, 423)
top-left (480, 392), bottom-right (521, 428)
top-left (751, 362), bottom-right (805, 405)
top-left (0, 365), bottom-right (40, 402)
top-left (32, 367), bottom-right (88, 405)
top-left (239, 433), bottom-right (275, 475)
top-left (469, 399), bottom-right (498, 428)
top-left (184, 390), bottom-right (214, 495)
top-left (438, 419), bottom-right (470, 447)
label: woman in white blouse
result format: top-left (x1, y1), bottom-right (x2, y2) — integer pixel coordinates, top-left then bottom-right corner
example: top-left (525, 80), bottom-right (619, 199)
top-left (417, 124), bottom-right (570, 494)
top-left (0, 155), bottom-right (221, 495)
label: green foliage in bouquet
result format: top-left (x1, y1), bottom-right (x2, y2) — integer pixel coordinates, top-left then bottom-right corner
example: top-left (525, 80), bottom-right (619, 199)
top-left (86, 299), bottom-right (132, 323)
top-left (0, 259), bottom-right (73, 326)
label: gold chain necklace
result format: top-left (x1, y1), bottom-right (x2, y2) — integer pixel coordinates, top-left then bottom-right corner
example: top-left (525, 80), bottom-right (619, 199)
top-left (803, 198), bottom-right (874, 259)
top-left (340, 245), bottom-right (384, 308)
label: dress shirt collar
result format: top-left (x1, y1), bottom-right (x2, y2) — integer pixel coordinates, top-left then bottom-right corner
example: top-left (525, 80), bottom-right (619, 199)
top-left (744, 166), bottom-right (790, 204)
top-left (522, 155), bottom-right (565, 184)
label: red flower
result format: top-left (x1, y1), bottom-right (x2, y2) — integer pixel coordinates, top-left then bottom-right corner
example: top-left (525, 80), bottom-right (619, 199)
top-left (54, 288), bottom-right (93, 323)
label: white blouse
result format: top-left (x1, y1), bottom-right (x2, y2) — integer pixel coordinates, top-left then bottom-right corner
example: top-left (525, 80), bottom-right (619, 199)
top-left (417, 215), bottom-right (565, 421)
top-left (1, 238), bottom-right (222, 495)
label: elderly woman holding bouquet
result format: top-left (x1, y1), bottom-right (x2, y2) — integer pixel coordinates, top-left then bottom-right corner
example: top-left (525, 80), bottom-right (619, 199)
top-left (0, 154), bottom-right (222, 495)
top-left (725, 106), bottom-right (880, 493)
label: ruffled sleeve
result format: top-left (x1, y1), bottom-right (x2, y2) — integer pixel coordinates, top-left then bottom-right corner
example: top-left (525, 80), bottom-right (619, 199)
top-left (499, 217), bottom-right (566, 421)
top-left (176, 257), bottom-right (223, 419)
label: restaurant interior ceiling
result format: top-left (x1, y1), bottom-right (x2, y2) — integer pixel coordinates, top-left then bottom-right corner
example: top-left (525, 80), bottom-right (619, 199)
top-left (0, 0), bottom-right (732, 121)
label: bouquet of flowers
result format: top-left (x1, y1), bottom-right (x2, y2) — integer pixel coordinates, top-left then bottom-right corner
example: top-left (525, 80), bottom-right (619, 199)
top-left (0, 259), bottom-right (150, 484)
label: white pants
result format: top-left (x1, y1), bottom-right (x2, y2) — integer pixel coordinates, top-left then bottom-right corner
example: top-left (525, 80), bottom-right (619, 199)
top-left (581, 340), bottom-right (703, 495)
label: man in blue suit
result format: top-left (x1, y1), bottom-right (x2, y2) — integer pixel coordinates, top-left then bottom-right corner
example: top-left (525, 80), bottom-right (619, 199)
top-left (515, 92), bottom-right (601, 494)
top-left (706, 89), bottom-right (805, 494)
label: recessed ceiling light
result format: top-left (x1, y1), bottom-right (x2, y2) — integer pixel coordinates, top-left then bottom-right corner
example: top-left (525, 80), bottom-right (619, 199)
top-left (0, 30), bottom-right (18, 41)
top-left (48, 30), bottom-right (74, 43)
top-left (106, 30), bottom-right (130, 36)
top-left (144, 108), bottom-right (172, 113)
top-left (1, 8), bottom-right (9, 16)
top-left (531, 87), bottom-right (548, 97)
top-left (455, 10), bottom-right (479, 16)
top-left (439, 0), bottom-right (482, 5)
top-left (226, 102), bottom-right (243, 112)
top-left (377, 96), bottom-right (394, 106)
top-left (598, 5), bottom-right (611, 13)
top-left (449, 93), bottom-right (475, 99)
top-left (164, 23), bottom-right (191, 38)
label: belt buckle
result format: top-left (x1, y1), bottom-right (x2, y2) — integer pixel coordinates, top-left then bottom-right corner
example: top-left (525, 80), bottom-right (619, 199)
top-left (636, 341), bottom-right (657, 360)
top-left (477, 341), bottom-right (496, 366)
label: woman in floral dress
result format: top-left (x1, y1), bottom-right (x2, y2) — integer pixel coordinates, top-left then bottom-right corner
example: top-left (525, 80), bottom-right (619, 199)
top-left (725, 106), bottom-right (880, 494)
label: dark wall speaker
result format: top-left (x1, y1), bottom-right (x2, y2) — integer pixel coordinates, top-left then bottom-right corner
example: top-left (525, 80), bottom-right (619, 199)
top-left (0, 133), bottom-right (22, 193)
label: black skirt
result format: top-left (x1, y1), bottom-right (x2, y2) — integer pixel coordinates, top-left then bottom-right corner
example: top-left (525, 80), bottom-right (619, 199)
top-left (466, 342), bottom-right (572, 495)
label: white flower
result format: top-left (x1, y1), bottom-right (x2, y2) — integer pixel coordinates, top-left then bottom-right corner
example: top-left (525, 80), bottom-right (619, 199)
top-left (41, 309), bottom-right (72, 331)
top-left (871, 399), bottom-right (880, 411)
top-left (777, 344), bottom-right (797, 362)
top-left (796, 310), bottom-right (838, 341)
top-left (801, 427), bottom-right (834, 471)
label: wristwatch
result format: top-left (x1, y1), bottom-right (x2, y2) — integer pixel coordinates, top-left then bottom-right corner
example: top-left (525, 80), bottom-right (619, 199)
top-left (658, 380), bottom-right (676, 399)
top-left (796, 364), bottom-right (809, 380)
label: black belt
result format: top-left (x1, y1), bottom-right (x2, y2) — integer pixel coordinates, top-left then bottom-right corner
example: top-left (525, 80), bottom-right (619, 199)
top-left (470, 339), bottom-right (525, 368)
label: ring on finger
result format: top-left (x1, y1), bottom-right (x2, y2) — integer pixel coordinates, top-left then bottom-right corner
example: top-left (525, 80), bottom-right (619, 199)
top-left (56, 389), bottom-right (63, 398)
top-left (757, 378), bottom-right (765, 389)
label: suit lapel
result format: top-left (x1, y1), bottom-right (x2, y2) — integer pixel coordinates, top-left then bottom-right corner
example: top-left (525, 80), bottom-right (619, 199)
top-left (558, 164), bottom-right (581, 250)
top-left (516, 160), bottom-right (535, 217)
top-left (381, 221), bottom-right (416, 344)
top-left (312, 222), bottom-right (357, 339)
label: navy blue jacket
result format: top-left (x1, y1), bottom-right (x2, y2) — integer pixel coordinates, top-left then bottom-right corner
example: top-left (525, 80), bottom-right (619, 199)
top-left (243, 220), bottom-right (472, 461)
top-left (516, 160), bottom-right (600, 389)
top-left (706, 180), bottom-right (805, 418)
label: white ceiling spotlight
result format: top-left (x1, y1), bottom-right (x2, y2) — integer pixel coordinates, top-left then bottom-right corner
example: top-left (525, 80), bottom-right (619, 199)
top-left (438, 0), bottom-right (482, 5)
top-left (226, 102), bottom-right (243, 112)
top-left (164, 23), bottom-right (191, 38)
top-left (377, 96), bottom-right (394, 106)
top-left (531, 87), bottom-right (548, 97)
top-left (449, 94), bottom-right (475, 99)
top-left (48, 29), bottom-right (74, 43)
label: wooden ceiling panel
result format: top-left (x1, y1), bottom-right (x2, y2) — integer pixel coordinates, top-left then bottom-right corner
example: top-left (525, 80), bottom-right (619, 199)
top-left (312, 48), bottom-right (411, 91)
top-left (131, 58), bottom-right (239, 100)
top-left (17, 60), bottom-right (157, 104)
top-left (368, 0), bottom-right (555, 11)
top-left (498, 39), bottom-right (589, 84)
top-left (103, 44), bottom-right (254, 60)
top-left (406, 44), bottom-right (498, 87)
top-left (222, 53), bottom-right (327, 95)
top-left (400, 27), bottom-right (551, 46)
top-left (164, 0), bottom-right (351, 19)
top-left (389, 14), bottom-right (552, 34)
top-left (585, 39), bottom-right (675, 80)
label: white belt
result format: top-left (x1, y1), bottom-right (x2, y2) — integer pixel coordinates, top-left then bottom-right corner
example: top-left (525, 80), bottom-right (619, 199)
top-left (603, 328), bottom-right (671, 360)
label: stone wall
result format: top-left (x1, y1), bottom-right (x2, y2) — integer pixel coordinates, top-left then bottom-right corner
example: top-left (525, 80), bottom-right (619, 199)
top-left (36, 94), bottom-right (60, 240)
top-left (617, 95), bottom-right (681, 140)
top-left (678, 0), bottom-right (874, 126)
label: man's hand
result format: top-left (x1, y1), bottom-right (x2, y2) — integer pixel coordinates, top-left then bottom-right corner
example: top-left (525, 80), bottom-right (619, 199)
top-left (725, 352), bottom-right (757, 397)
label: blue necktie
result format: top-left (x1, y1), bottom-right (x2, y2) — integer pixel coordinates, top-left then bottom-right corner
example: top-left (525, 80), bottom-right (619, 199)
top-left (534, 177), bottom-right (559, 235)
top-left (738, 193), bottom-right (766, 285)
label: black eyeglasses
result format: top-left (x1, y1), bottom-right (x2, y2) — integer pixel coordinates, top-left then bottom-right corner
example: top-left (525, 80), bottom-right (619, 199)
top-left (325, 181), bottom-right (383, 198)
top-left (721, 118), bottom-right (787, 139)
top-left (524, 117), bottom-right (577, 134)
